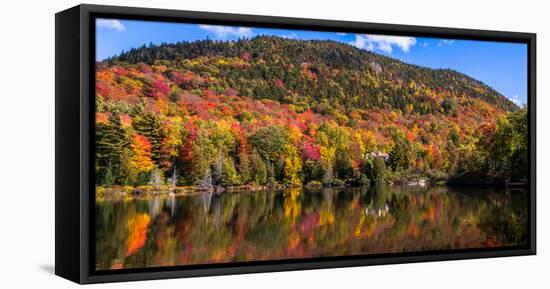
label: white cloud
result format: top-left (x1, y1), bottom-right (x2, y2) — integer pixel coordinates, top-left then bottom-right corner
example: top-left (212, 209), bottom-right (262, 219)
top-left (509, 94), bottom-right (525, 106)
top-left (278, 32), bottom-right (298, 39)
top-left (438, 39), bottom-right (455, 47)
top-left (96, 19), bottom-right (126, 32)
top-left (199, 25), bottom-right (253, 39)
top-left (337, 32), bottom-right (347, 36)
top-left (351, 34), bottom-right (416, 54)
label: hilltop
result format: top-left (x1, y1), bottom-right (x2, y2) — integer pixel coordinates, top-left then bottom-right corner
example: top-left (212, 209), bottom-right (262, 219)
top-left (107, 36), bottom-right (518, 113)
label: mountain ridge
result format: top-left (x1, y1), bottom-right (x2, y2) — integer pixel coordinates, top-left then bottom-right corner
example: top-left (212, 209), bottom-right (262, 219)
top-left (106, 35), bottom-right (518, 112)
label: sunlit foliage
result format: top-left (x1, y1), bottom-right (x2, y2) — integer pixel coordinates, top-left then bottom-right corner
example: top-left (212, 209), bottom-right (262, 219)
top-left (95, 36), bottom-right (526, 188)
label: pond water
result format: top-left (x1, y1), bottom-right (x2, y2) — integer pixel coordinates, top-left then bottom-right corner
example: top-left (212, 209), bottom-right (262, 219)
top-left (95, 185), bottom-right (528, 270)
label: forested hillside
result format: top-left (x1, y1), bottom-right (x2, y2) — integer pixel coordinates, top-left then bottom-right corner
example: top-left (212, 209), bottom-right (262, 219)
top-left (109, 36), bottom-right (518, 112)
top-left (95, 36), bottom-right (527, 190)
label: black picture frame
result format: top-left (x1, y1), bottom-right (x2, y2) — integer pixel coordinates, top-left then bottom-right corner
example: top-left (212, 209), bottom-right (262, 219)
top-left (55, 4), bottom-right (537, 284)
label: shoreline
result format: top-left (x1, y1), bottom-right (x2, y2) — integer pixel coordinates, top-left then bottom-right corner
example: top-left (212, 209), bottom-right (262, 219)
top-left (96, 184), bottom-right (278, 201)
top-left (95, 178), bottom-right (528, 202)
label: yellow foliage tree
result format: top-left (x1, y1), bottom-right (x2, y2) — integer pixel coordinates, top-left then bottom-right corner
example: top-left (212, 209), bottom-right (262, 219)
top-left (284, 144), bottom-right (302, 186)
top-left (130, 134), bottom-right (155, 173)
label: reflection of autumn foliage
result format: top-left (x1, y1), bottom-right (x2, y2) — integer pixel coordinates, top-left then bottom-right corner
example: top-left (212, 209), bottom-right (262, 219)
top-left (96, 185), bottom-right (527, 270)
top-left (284, 188), bottom-right (302, 225)
top-left (153, 212), bottom-right (179, 266)
top-left (300, 213), bottom-right (320, 235)
top-left (319, 208), bottom-right (335, 226)
top-left (125, 214), bottom-right (151, 256)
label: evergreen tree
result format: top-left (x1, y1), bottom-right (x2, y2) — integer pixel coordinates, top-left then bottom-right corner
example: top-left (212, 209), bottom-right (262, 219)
top-left (363, 157), bottom-right (388, 183)
top-left (221, 158), bottom-right (240, 186)
top-left (388, 138), bottom-right (411, 171)
top-left (95, 111), bottom-right (130, 185)
top-left (250, 150), bottom-right (267, 185)
top-left (118, 148), bottom-right (137, 185)
top-left (131, 98), bottom-right (165, 163)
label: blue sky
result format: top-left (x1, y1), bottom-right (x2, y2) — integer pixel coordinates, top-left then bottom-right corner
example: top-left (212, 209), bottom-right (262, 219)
top-left (96, 19), bottom-right (528, 106)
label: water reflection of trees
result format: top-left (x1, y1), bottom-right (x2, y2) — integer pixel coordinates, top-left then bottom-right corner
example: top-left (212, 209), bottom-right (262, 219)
top-left (479, 190), bottom-right (528, 246)
top-left (95, 186), bottom-right (528, 270)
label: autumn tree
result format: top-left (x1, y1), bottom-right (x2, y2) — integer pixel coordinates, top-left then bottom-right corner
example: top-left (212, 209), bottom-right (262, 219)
top-left (144, 78), bottom-right (170, 100)
top-left (250, 125), bottom-right (290, 162)
top-left (158, 117), bottom-right (185, 172)
top-left (283, 144), bottom-right (302, 186)
top-left (190, 120), bottom-right (236, 186)
top-left (488, 109), bottom-right (528, 181)
top-left (209, 121), bottom-right (236, 185)
top-left (130, 134), bottom-right (155, 184)
top-left (250, 125), bottom-right (290, 183)
top-left (236, 133), bottom-right (252, 184)
top-left (316, 123), bottom-right (350, 184)
top-left (388, 136), bottom-right (411, 171)
top-left (441, 98), bottom-right (457, 116)
top-left (132, 98), bottom-right (165, 163)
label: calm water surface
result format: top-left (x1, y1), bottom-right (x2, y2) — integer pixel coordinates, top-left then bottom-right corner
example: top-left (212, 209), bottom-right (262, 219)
top-left (95, 185), bottom-right (528, 270)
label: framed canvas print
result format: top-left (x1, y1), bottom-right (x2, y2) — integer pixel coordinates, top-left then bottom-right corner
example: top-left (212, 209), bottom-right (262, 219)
top-left (55, 4), bottom-right (536, 284)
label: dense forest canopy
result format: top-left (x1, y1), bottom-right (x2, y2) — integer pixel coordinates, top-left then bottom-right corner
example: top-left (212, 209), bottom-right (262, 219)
top-left (108, 36), bottom-right (519, 112)
top-left (95, 36), bottom-right (527, 189)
